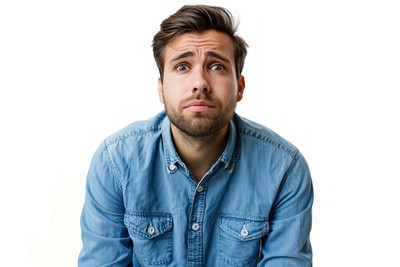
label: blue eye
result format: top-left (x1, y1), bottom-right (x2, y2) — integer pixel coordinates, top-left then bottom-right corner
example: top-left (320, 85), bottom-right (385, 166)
top-left (210, 64), bottom-right (224, 71)
top-left (175, 64), bottom-right (187, 71)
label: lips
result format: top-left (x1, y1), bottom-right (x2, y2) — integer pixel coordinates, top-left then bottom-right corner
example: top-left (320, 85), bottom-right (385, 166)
top-left (183, 100), bottom-right (215, 112)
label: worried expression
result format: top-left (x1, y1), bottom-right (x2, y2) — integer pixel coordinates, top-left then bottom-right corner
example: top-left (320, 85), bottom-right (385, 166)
top-left (158, 30), bottom-right (245, 137)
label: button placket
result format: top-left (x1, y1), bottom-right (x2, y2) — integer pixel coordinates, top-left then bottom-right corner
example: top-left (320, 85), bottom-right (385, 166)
top-left (187, 181), bottom-right (207, 264)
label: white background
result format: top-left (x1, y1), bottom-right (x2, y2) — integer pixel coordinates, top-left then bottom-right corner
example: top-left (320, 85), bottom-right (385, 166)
top-left (1, 0), bottom-right (399, 266)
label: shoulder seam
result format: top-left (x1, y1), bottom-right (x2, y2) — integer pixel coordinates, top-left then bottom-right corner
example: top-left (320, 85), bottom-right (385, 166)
top-left (239, 128), bottom-right (298, 159)
top-left (104, 126), bottom-right (162, 147)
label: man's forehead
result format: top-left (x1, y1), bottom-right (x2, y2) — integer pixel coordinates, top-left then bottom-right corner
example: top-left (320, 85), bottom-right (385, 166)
top-left (165, 30), bottom-right (234, 57)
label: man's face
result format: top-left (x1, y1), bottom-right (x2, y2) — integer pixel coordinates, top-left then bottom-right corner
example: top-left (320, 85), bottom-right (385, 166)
top-left (158, 30), bottom-right (245, 138)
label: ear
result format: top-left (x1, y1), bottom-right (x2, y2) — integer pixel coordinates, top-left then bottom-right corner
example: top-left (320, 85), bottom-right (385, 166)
top-left (236, 75), bottom-right (245, 102)
top-left (158, 78), bottom-right (164, 103)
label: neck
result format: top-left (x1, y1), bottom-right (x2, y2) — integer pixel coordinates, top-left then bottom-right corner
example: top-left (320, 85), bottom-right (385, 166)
top-left (171, 124), bottom-right (229, 182)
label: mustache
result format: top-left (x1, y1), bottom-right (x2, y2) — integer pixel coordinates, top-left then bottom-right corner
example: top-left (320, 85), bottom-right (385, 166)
top-left (179, 94), bottom-right (217, 107)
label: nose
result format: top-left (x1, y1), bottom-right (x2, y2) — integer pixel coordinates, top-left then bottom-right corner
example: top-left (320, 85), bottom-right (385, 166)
top-left (192, 69), bottom-right (210, 94)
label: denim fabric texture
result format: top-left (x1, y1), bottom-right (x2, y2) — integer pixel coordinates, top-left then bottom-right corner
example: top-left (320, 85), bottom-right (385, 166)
top-left (78, 111), bottom-right (313, 266)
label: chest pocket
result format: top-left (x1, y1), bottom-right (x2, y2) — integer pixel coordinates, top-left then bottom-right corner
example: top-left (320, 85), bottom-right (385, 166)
top-left (124, 212), bottom-right (173, 266)
top-left (218, 214), bottom-right (269, 266)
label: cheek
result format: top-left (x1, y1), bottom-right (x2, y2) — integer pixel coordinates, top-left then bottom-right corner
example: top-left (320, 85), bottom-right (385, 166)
top-left (160, 85), bottom-right (179, 105)
top-left (163, 78), bottom-right (189, 99)
top-left (221, 81), bottom-right (239, 101)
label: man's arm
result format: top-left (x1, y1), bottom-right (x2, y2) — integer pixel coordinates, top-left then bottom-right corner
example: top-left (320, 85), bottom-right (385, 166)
top-left (259, 153), bottom-right (314, 266)
top-left (78, 143), bottom-right (132, 266)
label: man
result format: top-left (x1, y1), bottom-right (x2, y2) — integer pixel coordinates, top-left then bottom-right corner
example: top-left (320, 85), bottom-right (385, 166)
top-left (79, 4), bottom-right (313, 266)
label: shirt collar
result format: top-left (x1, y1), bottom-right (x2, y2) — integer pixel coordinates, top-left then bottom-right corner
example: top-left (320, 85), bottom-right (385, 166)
top-left (160, 111), bottom-right (238, 174)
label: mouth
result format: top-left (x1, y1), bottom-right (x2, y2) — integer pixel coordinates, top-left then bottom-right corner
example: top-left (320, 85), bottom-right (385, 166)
top-left (183, 100), bottom-right (215, 112)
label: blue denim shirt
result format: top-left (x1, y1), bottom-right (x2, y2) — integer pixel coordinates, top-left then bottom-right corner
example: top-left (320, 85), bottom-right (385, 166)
top-left (79, 111), bottom-right (313, 266)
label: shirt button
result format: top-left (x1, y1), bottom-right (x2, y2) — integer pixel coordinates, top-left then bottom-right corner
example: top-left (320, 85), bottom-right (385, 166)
top-left (147, 224), bottom-right (155, 235)
top-left (196, 186), bottom-right (204, 192)
top-left (191, 223), bottom-right (200, 231)
top-left (169, 164), bottom-right (177, 171)
top-left (240, 227), bottom-right (249, 238)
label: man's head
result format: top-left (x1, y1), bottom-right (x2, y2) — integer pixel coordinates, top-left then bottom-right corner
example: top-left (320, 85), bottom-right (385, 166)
top-left (154, 5), bottom-right (248, 139)
top-left (152, 5), bottom-right (248, 81)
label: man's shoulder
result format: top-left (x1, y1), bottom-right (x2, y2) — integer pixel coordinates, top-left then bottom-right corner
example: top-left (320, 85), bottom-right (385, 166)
top-left (103, 111), bottom-right (168, 147)
top-left (234, 114), bottom-right (299, 157)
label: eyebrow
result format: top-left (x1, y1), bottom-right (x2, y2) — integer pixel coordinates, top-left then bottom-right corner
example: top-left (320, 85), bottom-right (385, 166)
top-left (170, 51), bottom-right (193, 63)
top-left (205, 51), bottom-right (231, 64)
top-left (169, 51), bottom-right (231, 64)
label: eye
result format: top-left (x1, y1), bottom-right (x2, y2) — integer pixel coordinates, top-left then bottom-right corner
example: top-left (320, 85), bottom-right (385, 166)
top-left (175, 64), bottom-right (188, 71)
top-left (210, 64), bottom-right (224, 71)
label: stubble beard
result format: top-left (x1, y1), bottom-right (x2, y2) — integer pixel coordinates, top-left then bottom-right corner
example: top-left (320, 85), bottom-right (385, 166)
top-left (164, 98), bottom-right (236, 139)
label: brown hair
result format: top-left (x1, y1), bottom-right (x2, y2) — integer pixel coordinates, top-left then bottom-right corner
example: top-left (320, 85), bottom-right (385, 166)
top-left (152, 5), bottom-right (248, 81)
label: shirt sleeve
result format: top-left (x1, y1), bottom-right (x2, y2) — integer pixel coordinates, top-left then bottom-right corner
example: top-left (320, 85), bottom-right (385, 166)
top-left (258, 152), bottom-right (314, 266)
top-left (78, 142), bottom-right (133, 266)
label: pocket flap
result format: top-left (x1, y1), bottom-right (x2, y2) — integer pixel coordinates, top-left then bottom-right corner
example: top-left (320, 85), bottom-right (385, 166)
top-left (220, 214), bottom-right (269, 241)
top-left (124, 212), bottom-right (173, 240)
